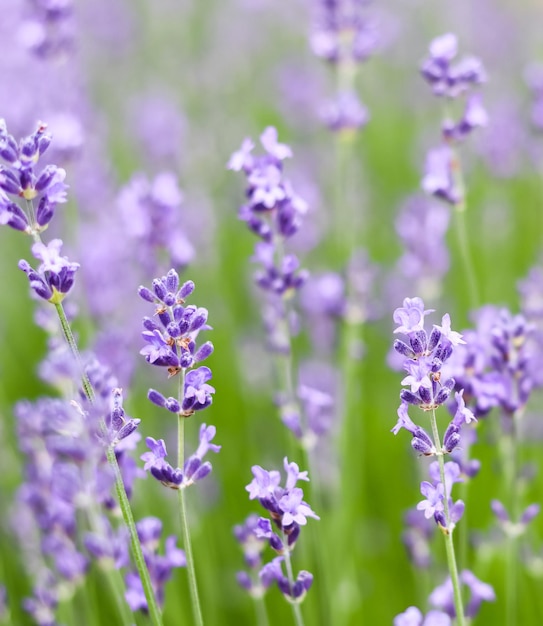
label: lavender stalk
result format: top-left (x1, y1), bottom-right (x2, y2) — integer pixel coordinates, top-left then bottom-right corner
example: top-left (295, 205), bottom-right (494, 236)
top-left (177, 372), bottom-right (204, 626)
top-left (139, 270), bottom-right (220, 626)
top-left (420, 33), bottom-right (487, 309)
top-left (1, 120), bottom-right (163, 625)
top-left (391, 298), bottom-right (478, 624)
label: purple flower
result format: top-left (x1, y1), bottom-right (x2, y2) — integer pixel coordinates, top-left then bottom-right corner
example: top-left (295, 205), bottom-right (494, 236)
top-left (394, 195), bottom-right (450, 297)
top-left (106, 388), bottom-right (140, 447)
top-left (260, 126), bottom-right (292, 161)
top-left (420, 33), bottom-right (486, 99)
top-left (141, 425), bottom-right (219, 490)
top-left (245, 458), bottom-right (318, 558)
top-left (421, 146), bottom-right (462, 205)
top-left (125, 518), bottom-right (186, 612)
top-left (19, 239), bottom-right (80, 303)
top-left (429, 571), bottom-right (495, 619)
top-left (320, 91), bottom-right (369, 133)
top-left (393, 297), bottom-right (434, 334)
top-left (417, 481), bottom-right (445, 519)
top-left (182, 366), bottom-right (215, 415)
top-left (391, 403), bottom-right (436, 456)
top-left (246, 466), bottom-right (282, 500)
top-left (310, 2), bottom-right (378, 64)
top-left (394, 606), bottom-right (452, 626)
top-left (228, 138), bottom-right (255, 172)
top-left (442, 94), bottom-right (488, 142)
top-left (139, 271), bottom-right (213, 375)
top-left (141, 437), bottom-right (168, 471)
top-left (279, 488), bottom-right (320, 526)
top-left (118, 172), bottom-right (193, 273)
top-left (0, 120), bottom-right (70, 234)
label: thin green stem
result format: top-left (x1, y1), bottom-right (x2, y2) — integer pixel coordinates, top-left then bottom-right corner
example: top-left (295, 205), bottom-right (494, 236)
top-left (282, 539), bottom-right (305, 626)
top-left (451, 149), bottom-right (480, 310)
top-left (253, 596), bottom-right (270, 626)
top-left (53, 302), bottom-right (95, 401)
top-left (107, 445), bottom-right (164, 626)
top-left (51, 301), bottom-right (163, 625)
top-left (83, 472), bottom-right (135, 625)
top-left (504, 411), bottom-right (520, 626)
top-left (429, 409), bottom-right (465, 626)
top-left (177, 372), bottom-right (204, 626)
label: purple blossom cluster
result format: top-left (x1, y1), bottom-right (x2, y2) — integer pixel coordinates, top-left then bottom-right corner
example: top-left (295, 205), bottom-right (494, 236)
top-left (0, 119), bottom-right (68, 234)
top-left (229, 127), bottom-right (308, 296)
top-left (19, 239), bottom-right (79, 303)
top-left (228, 127), bottom-right (309, 356)
top-left (416, 461), bottom-right (465, 532)
top-left (445, 305), bottom-right (542, 421)
top-left (124, 517), bottom-right (186, 612)
top-left (238, 458), bottom-right (319, 603)
top-left (393, 195), bottom-right (450, 301)
top-left (392, 298), bottom-right (475, 457)
top-left (117, 171), bottom-right (194, 274)
top-left (13, 360), bottom-right (143, 623)
top-left (310, 0), bottom-right (377, 132)
top-left (420, 34), bottom-right (487, 205)
top-left (18, 0), bottom-right (75, 60)
top-left (138, 270), bottom-right (214, 380)
top-left (138, 269), bottom-right (220, 489)
top-left (395, 569), bottom-right (495, 624)
top-left (142, 425), bottom-right (220, 490)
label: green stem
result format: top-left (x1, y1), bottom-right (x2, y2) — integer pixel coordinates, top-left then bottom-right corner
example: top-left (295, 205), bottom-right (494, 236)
top-left (83, 471), bottom-right (135, 625)
top-left (107, 445), bottom-right (164, 626)
top-left (177, 372), bottom-right (204, 626)
top-left (282, 538), bottom-right (305, 626)
top-left (504, 411), bottom-right (520, 626)
top-left (451, 150), bottom-right (480, 310)
top-left (51, 301), bottom-right (163, 626)
top-left (429, 409), bottom-right (465, 626)
top-left (53, 302), bottom-right (95, 401)
top-left (253, 596), bottom-right (270, 626)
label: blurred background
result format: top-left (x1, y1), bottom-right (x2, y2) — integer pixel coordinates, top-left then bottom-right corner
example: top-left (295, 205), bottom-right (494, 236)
top-left (1, 0), bottom-right (543, 624)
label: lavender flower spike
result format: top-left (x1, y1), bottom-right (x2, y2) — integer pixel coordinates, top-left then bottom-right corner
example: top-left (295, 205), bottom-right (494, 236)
top-left (19, 239), bottom-right (80, 303)
top-left (141, 425), bottom-right (220, 490)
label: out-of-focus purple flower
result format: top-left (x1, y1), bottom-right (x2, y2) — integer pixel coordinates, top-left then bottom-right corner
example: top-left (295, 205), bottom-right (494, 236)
top-left (118, 171), bottom-right (194, 273)
top-left (491, 499), bottom-right (540, 536)
top-left (394, 605), bottom-right (452, 626)
top-left (18, 0), bottom-right (75, 61)
top-left (229, 127), bottom-right (311, 363)
top-left (394, 195), bottom-right (450, 299)
top-left (19, 239), bottom-right (80, 303)
top-left (449, 305), bottom-right (541, 419)
top-left (23, 585), bottom-right (58, 626)
top-left (402, 507), bottom-right (435, 569)
top-left (125, 518), bottom-right (185, 612)
top-left (525, 64), bottom-right (543, 132)
top-left (127, 93), bottom-right (186, 167)
top-left (310, 2), bottom-right (379, 64)
top-left (443, 94), bottom-right (488, 142)
top-left (320, 91), bottom-right (369, 133)
top-left (421, 33), bottom-right (486, 99)
top-left (234, 514), bottom-right (270, 597)
top-left (429, 571), bottom-right (495, 619)
top-left (421, 146), bottom-right (462, 205)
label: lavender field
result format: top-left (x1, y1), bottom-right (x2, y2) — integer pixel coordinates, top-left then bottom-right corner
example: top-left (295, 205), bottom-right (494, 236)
top-left (1, 1), bottom-right (543, 625)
